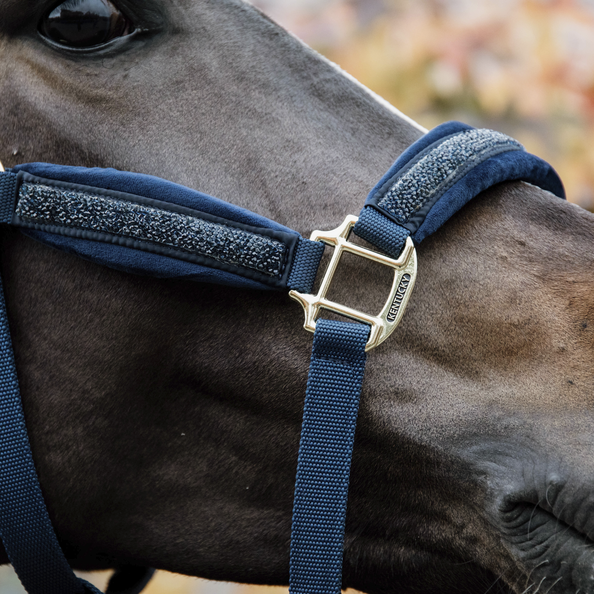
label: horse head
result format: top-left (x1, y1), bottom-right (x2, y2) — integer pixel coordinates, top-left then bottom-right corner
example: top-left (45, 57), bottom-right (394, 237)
top-left (1, 1), bottom-right (594, 593)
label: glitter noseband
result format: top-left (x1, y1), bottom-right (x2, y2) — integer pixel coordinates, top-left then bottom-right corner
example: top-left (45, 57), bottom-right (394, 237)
top-left (0, 121), bottom-right (565, 594)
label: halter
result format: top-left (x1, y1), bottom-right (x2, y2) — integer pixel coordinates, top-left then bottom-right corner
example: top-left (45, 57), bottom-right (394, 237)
top-left (0, 121), bottom-right (565, 594)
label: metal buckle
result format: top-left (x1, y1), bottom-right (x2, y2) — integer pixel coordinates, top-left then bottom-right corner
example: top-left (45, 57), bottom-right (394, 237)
top-left (289, 215), bottom-right (417, 351)
top-left (0, 161), bottom-right (4, 172)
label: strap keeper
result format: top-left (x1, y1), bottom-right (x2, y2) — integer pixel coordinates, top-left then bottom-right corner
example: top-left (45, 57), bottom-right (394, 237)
top-left (287, 238), bottom-right (325, 294)
top-left (353, 207), bottom-right (410, 259)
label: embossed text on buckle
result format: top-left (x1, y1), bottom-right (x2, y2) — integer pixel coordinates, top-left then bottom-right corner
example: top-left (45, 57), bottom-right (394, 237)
top-left (289, 215), bottom-right (417, 351)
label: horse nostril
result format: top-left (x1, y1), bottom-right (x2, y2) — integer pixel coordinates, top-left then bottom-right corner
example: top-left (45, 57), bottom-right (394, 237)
top-left (39, 0), bottom-right (133, 49)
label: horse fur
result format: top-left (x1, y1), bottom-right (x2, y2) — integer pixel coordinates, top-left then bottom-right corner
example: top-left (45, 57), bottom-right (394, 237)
top-left (1, 1), bottom-right (594, 593)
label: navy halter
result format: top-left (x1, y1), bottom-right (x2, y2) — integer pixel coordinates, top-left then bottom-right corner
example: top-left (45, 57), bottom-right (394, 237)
top-left (0, 121), bottom-right (564, 594)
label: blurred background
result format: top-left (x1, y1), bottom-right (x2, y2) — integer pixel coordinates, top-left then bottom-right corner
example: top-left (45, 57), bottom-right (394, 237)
top-left (2, 0), bottom-right (593, 593)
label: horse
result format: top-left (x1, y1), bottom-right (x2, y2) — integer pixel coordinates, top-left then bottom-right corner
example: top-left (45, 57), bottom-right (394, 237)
top-left (1, 1), bottom-right (594, 593)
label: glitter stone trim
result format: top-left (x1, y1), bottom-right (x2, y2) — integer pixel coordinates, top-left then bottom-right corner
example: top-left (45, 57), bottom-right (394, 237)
top-left (378, 129), bottom-right (523, 224)
top-left (16, 183), bottom-right (287, 277)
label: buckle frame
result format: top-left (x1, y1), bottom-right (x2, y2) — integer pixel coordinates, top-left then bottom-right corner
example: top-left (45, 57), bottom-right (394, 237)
top-left (289, 215), bottom-right (417, 351)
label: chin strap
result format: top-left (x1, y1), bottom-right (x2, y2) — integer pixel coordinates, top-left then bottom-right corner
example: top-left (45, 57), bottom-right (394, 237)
top-left (0, 122), bottom-right (564, 594)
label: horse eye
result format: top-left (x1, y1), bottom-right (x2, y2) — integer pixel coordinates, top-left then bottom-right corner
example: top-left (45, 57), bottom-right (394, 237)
top-left (40, 0), bottom-right (132, 48)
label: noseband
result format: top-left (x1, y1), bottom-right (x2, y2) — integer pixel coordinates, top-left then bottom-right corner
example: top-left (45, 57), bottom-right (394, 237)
top-left (0, 121), bottom-right (565, 594)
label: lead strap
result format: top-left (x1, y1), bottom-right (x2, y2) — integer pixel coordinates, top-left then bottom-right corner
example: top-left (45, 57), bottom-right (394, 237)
top-left (289, 320), bottom-right (369, 594)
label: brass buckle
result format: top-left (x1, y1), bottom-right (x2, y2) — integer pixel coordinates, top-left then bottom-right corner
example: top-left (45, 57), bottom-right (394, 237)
top-left (0, 161), bottom-right (4, 172)
top-left (289, 215), bottom-right (417, 351)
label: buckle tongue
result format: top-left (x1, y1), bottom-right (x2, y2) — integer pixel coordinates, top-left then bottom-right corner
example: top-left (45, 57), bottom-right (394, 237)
top-left (289, 215), bottom-right (417, 351)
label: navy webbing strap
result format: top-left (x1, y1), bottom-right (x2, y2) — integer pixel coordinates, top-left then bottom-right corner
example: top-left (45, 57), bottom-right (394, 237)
top-left (290, 320), bottom-right (369, 594)
top-left (0, 270), bottom-right (100, 594)
top-left (0, 172), bottom-right (18, 222)
top-left (0, 174), bottom-right (154, 594)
